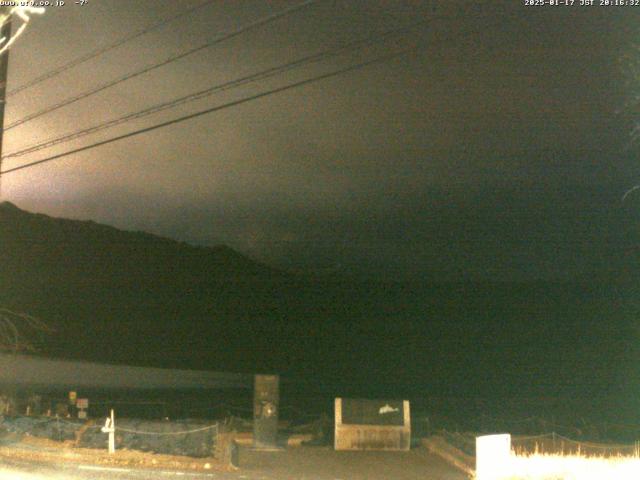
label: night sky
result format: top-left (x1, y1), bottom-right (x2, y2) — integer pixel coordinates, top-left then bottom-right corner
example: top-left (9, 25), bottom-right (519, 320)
top-left (1, 0), bottom-right (639, 281)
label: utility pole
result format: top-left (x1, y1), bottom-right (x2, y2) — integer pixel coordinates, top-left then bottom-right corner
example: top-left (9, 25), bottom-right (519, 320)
top-left (0, 8), bottom-right (11, 198)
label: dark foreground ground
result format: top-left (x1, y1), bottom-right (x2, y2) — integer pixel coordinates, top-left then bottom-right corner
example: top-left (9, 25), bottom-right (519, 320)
top-left (0, 438), bottom-right (468, 480)
top-left (237, 445), bottom-right (468, 480)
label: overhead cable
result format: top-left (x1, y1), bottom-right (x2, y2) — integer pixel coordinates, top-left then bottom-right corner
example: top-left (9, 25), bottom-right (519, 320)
top-left (3, 21), bottom-right (419, 161)
top-left (4, 0), bottom-right (318, 131)
top-left (0, 46), bottom-right (416, 176)
top-left (7, 0), bottom-right (218, 97)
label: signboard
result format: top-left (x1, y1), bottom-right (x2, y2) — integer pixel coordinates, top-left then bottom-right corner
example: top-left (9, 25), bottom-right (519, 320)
top-left (68, 391), bottom-right (77, 404)
top-left (76, 398), bottom-right (89, 409)
top-left (334, 398), bottom-right (411, 451)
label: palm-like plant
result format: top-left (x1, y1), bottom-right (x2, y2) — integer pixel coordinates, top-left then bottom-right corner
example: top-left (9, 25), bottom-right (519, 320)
top-left (0, 308), bottom-right (50, 353)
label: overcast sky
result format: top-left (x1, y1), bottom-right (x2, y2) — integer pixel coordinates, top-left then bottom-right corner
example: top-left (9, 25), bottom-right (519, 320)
top-left (1, 0), bottom-right (638, 281)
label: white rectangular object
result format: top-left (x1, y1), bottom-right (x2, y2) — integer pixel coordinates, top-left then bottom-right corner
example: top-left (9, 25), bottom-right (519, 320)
top-left (476, 434), bottom-right (512, 480)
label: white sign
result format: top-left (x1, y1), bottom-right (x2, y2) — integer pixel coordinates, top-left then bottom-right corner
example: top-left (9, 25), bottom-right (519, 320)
top-left (379, 404), bottom-right (399, 415)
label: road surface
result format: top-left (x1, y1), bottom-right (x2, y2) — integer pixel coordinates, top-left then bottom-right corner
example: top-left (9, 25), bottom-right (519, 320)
top-left (0, 443), bottom-right (468, 479)
top-left (238, 445), bottom-right (469, 480)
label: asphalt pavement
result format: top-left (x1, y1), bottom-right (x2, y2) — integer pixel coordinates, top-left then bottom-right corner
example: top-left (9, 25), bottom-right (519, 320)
top-left (0, 443), bottom-right (468, 480)
top-left (0, 455), bottom-right (235, 480)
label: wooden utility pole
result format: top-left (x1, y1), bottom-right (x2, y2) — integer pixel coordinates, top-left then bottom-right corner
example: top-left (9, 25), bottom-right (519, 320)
top-left (0, 9), bottom-right (11, 198)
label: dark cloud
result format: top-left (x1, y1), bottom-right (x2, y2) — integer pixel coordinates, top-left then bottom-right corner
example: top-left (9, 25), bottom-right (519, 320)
top-left (2, 1), bottom-right (638, 280)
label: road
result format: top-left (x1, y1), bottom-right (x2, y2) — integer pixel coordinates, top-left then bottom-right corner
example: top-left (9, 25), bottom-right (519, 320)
top-left (0, 444), bottom-right (468, 480)
top-left (237, 445), bottom-right (469, 480)
top-left (0, 455), bottom-right (234, 480)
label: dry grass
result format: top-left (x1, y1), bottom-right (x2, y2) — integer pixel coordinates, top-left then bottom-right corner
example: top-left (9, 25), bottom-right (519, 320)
top-left (500, 451), bottom-right (640, 480)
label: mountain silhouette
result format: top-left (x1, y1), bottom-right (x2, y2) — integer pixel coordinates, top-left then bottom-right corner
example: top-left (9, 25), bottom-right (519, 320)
top-left (0, 201), bottom-right (293, 372)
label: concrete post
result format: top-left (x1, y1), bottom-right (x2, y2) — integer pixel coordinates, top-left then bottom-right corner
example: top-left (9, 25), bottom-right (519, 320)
top-left (253, 374), bottom-right (279, 450)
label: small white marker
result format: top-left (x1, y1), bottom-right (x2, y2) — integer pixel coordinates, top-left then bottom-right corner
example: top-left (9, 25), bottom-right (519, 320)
top-left (379, 404), bottom-right (399, 414)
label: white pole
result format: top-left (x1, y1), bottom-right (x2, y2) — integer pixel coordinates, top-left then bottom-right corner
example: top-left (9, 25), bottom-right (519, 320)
top-left (109, 409), bottom-right (115, 454)
top-left (101, 409), bottom-right (116, 454)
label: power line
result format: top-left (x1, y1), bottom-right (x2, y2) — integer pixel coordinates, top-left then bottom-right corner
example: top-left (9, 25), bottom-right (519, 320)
top-left (3, 22), bottom-right (419, 162)
top-left (0, 46), bottom-right (416, 176)
top-left (7, 0), bottom-right (217, 97)
top-left (4, 0), bottom-right (318, 131)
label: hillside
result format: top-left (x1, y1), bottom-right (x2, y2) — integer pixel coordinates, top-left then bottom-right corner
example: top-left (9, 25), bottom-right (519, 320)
top-left (0, 201), bottom-right (293, 371)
